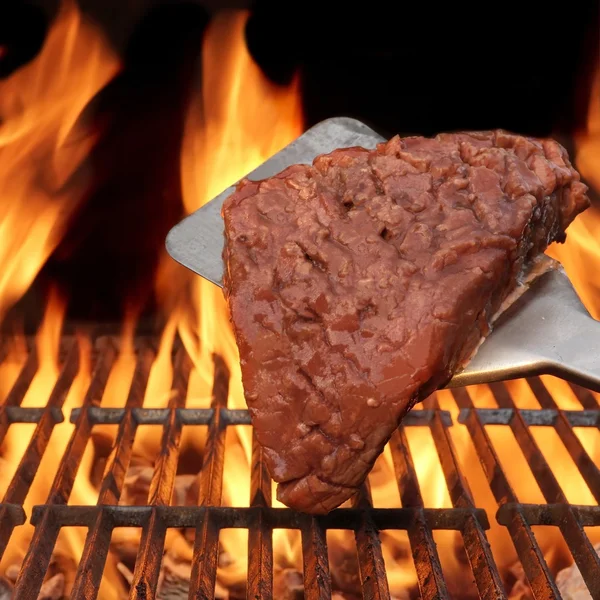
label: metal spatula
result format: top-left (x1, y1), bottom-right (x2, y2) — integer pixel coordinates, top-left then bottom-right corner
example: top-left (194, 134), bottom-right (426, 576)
top-left (166, 117), bottom-right (600, 392)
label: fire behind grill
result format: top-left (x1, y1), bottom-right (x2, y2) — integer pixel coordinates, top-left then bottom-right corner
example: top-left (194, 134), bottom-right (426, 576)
top-left (1, 336), bottom-right (599, 599)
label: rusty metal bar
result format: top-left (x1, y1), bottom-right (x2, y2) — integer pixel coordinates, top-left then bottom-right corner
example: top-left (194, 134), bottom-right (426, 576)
top-left (69, 407), bottom-right (448, 427)
top-left (196, 355), bottom-right (229, 507)
top-left (457, 408), bottom-right (600, 427)
top-left (427, 404), bottom-right (506, 599)
top-left (189, 355), bottom-right (230, 600)
top-left (247, 430), bottom-right (274, 599)
top-left (489, 382), bottom-right (600, 595)
top-left (71, 342), bottom-right (155, 599)
top-left (3, 341), bottom-right (77, 506)
top-left (302, 517), bottom-right (331, 600)
top-left (12, 339), bottom-right (117, 599)
top-left (0, 342), bottom-right (78, 564)
top-left (130, 349), bottom-right (192, 600)
top-left (97, 342), bottom-right (155, 505)
top-left (389, 426), bottom-right (449, 599)
top-left (2, 350), bottom-right (38, 408)
top-left (568, 382), bottom-right (599, 409)
top-left (149, 349), bottom-right (192, 506)
top-left (1, 331), bottom-right (597, 600)
top-left (527, 378), bottom-right (600, 504)
top-left (490, 382), bottom-right (569, 504)
top-left (353, 482), bottom-right (391, 600)
top-left (451, 386), bottom-right (562, 599)
top-left (497, 503), bottom-right (600, 527)
top-left (0, 350), bottom-right (39, 446)
top-left (25, 503), bottom-right (493, 531)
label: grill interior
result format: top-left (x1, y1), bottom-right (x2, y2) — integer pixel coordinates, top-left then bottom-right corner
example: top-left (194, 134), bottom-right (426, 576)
top-left (0, 336), bottom-right (598, 599)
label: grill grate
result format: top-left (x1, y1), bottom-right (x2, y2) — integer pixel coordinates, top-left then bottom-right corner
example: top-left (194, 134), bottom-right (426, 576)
top-left (0, 336), bottom-right (599, 599)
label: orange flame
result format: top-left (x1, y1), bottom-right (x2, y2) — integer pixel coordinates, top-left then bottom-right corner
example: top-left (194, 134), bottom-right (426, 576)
top-left (547, 66), bottom-right (600, 318)
top-left (175, 9), bottom-right (303, 586)
top-left (0, 0), bottom-right (120, 320)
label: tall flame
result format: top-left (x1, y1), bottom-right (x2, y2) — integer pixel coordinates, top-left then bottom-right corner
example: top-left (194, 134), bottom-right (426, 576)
top-left (0, 0), bottom-right (120, 320)
top-left (176, 9), bottom-right (303, 584)
top-left (547, 66), bottom-right (600, 318)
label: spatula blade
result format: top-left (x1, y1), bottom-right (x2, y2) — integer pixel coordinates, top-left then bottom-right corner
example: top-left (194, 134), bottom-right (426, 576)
top-left (166, 117), bottom-right (600, 391)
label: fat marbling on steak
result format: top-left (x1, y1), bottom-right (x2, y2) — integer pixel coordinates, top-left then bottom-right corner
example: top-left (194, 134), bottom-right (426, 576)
top-left (221, 130), bottom-right (589, 514)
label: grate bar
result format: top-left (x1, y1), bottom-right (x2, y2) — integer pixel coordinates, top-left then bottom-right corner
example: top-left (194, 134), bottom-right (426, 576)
top-left (196, 355), bottom-right (229, 507)
top-left (353, 482), bottom-right (391, 600)
top-left (189, 356), bottom-right (229, 600)
top-left (567, 382), bottom-right (599, 409)
top-left (526, 378), bottom-right (600, 504)
top-left (0, 351), bottom-right (39, 447)
top-left (97, 342), bottom-right (155, 505)
top-left (189, 510), bottom-right (220, 600)
top-left (490, 382), bottom-right (583, 508)
top-left (302, 517), bottom-right (332, 600)
top-left (129, 349), bottom-right (192, 600)
top-left (557, 511), bottom-right (600, 598)
top-left (247, 511), bottom-right (274, 599)
top-left (72, 342), bottom-right (155, 599)
top-left (428, 404), bottom-right (507, 599)
top-left (247, 431), bottom-right (274, 599)
top-left (47, 340), bottom-right (117, 505)
top-left (452, 387), bottom-right (562, 599)
top-left (132, 510), bottom-right (167, 600)
top-left (0, 337), bottom-right (597, 600)
top-left (12, 512), bottom-right (62, 599)
top-left (12, 340), bottom-right (117, 599)
top-left (69, 407), bottom-right (451, 427)
top-left (24, 504), bottom-right (491, 531)
top-left (497, 503), bottom-right (600, 527)
top-left (457, 407), bottom-right (600, 427)
top-left (502, 508), bottom-right (562, 598)
top-left (390, 426), bottom-right (449, 599)
top-left (3, 341), bottom-right (78, 507)
top-left (148, 350), bottom-right (192, 505)
top-left (70, 511), bottom-right (115, 599)
top-left (0, 342), bottom-right (78, 564)
top-left (3, 350), bottom-right (38, 408)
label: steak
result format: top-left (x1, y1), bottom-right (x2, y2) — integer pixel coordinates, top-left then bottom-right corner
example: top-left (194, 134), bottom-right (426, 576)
top-left (222, 130), bottom-right (589, 514)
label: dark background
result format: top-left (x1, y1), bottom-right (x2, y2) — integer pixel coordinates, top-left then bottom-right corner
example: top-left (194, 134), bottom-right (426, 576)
top-left (1, 0), bottom-right (598, 328)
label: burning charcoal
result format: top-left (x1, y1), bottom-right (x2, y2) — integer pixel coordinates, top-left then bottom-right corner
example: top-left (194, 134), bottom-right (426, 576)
top-left (556, 543), bottom-right (600, 600)
top-left (171, 474), bottom-right (196, 506)
top-left (121, 465), bottom-right (153, 505)
top-left (214, 582), bottom-right (229, 600)
top-left (111, 529), bottom-right (143, 565)
top-left (273, 568), bottom-right (303, 600)
top-left (37, 573), bottom-right (65, 600)
top-left (157, 554), bottom-right (190, 600)
top-left (157, 554), bottom-right (229, 600)
top-left (4, 564), bottom-right (19, 583)
top-left (328, 544), bottom-right (361, 596)
top-left (506, 561), bottom-right (533, 600)
top-left (332, 594), bottom-right (409, 600)
top-left (218, 551), bottom-right (234, 569)
top-left (0, 576), bottom-right (13, 600)
top-left (121, 465), bottom-right (196, 506)
top-left (117, 562), bottom-right (134, 586)
top-left (3, 549), bottom-right (72, 599)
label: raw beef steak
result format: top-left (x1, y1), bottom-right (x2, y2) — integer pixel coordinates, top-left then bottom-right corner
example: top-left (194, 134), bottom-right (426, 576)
top-left (222, 130), bottom-right (589, 513)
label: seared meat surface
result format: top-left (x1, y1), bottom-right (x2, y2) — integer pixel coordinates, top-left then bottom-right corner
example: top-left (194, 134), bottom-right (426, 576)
top-left (222, 131), bottom-right (589, 513)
